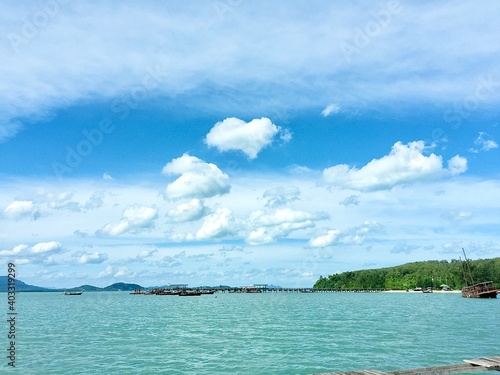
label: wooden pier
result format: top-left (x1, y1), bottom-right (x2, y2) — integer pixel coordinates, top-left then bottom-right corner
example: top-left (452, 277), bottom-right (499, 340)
top-left (215, 287), bottom-right (386, 293)
top-left (315, 356), bottom-right (500, 375)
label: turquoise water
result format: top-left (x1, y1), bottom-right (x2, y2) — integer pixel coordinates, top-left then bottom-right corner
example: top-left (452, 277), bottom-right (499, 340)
top-left (3, 292), bottom-right (499, 374)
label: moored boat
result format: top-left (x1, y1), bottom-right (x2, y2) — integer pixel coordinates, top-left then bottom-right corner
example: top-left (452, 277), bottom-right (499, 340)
top-left (63, 291), bottom-right (83, 295)
top-left (178, 290), bottom-right (201, 296)
top-left (200, 290), bottom-right (216, 295)
top-left (156, 290), bottom-right (181, 296)
top-left (130, 288), bottom-right (151, 295)
top-left (460, 248), bottom-right (498, 299)
top-left (462, 281), bottom-right (498, 298)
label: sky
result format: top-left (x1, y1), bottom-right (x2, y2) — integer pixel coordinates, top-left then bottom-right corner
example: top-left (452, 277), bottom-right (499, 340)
top-left (1, 1), bottom-right (500, 288)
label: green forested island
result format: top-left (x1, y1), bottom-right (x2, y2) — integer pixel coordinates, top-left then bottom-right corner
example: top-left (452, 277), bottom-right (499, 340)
top-left (313, 258), bottom-right (500, 290)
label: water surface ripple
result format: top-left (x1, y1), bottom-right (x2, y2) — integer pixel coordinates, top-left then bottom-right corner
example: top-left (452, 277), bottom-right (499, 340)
top-left (6, 291), bottom-right (499, 374)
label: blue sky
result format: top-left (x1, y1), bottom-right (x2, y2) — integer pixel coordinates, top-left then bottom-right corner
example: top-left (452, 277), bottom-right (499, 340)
top-left (1, 1), bottom-right (499, 288)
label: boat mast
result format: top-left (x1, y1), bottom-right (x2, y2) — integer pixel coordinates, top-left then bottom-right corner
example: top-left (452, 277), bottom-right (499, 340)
top-left (462, 248), bottom-right (475, 286)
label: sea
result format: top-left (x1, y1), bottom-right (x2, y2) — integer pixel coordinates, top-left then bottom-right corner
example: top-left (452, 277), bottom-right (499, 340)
top-left (2, 291), bottom-right (499, 374)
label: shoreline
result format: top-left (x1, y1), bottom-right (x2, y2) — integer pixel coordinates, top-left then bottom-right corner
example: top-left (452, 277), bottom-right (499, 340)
top-left (384, 289), bottom-right (461, 293)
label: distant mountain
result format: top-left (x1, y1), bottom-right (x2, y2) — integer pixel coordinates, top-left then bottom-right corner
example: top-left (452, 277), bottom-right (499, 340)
top-left (0, 276), bottom-right (52, 292)
top-left (0, 277), bottom-right (144, 292)
top-left (67, 284), bottom-right (101, 292)
top-left (102, 282), bottom-right (142, 291)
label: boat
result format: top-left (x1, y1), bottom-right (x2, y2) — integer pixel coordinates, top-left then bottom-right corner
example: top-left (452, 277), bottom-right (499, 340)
top-left (156, 290), bottom-right (181, 296)
top-left (200, 290), bottom-right (216, 295)
top-left (462, 281), bottom-right (498, 299)
top-left (130, 288), bottom-right (151, 295)
top-left (461, 248), bottom-right (498, 299)
top-left (422, 287), bottom-right (433, 293)
top-left (245, 288), bottom-right (262, 293)
top-left (63, 291), bottom-right (83, 295)
top-left (178, 290), bottom-right (201, 296)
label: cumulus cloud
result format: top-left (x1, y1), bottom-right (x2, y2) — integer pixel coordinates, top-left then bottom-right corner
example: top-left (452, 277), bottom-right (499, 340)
top-left (0, 241), bottom-right (64, 264)
top-left (98, 265), bottom-right (135, 279)
top-left (97, 205), bottom-right (158, 236)
top-left (205, 117), bottom-right (289, 159)
top-left (163, 154), bottom-right (230, 200)
top-left (35, 190), bottom-right (107, 212)
top-left (309, 221), bottom-right (383, 248)
top-left (323, 141), bottom-right (467, 191)
top-left (308, 229), bottom-right (341, 248)
top-left (262, 186), bottom-right (301, 208)
top-left (321, 103), bottom-right (341, 117)
top-left (246, 208), bottom-right (327, 245)
top-left (447, 155), bottom-right (468, 176)
top-left (3, 200), bottom-right (40, 220)
top-left (74, 251), bottom-right (108, 264)
top-left (196, 207), bottom-right (237, 240)
top-left (167, 199), bottom-right (206, 222)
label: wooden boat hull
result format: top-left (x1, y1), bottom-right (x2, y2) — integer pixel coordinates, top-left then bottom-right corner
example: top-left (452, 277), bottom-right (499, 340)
top-left (462, 289), bottom-right (497, 298)
top-left (462, 281), bottom-right (498, 298)
top-left (157, 291), bottom-right (181, 295)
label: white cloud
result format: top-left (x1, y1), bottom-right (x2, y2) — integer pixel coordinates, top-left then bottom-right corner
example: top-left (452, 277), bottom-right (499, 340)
top-left (446, 155), bottom-right (468, 176)
top-left (391, 244), bottom-right (421, 254)
top-left (97, 266), bottom-right (114, 278)
top-left (163, 154), bottom-right (230, 200)
top-left (3, 200), bottom-right (39, 220)
top-left (31, 241), bottom-right (63, 254)
top-left (97, 265), bottom-right (134, 279)
top-left (321, 103), bottom-right (341, 117)
top-left (246, 208), bottom-right (327, 245)
top-left (470, 132), bottom-right (499, 153)
top-left (0, 121), bottom-right (22, 143)
top-left (76, 251), bottom-right (108, 264)
top-left (0, 241), bottom-right (64, 264)
top-left (83, 191), bottom-right (107, 210)
top-left (339, 195), bottom-right (360, 207)
top-left (167, 198), bottom-right (206, 222)
top-left (114, 266), bottom-right (135, 278)
top-left (97, 205), bottom-right (158, 236)
top-left (0, 244), bottom-right (29, 257)
top-left (309, 221), bottom-right (383, 248)
top-left (196, 207), bottom-right (237, 240)
top-left (443, 210), bottom-right (472, 223)
top-left (309, 229), bottom-right (341, 248)
top-left (137, 249), bottom-right (158, 259)
top-left (205, 117), bottom-right (288, 159)
top-left (323, 141), bottom-right (467, 191)
top-left (481, 140), bottom-right (499, 151)
top-left (46, 191), bottom-right (75, 210)
top-left (263, 186), bottom-right (301, 208)
top-left (2, 3), bottom-right (500, 143)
